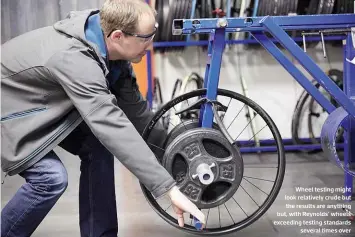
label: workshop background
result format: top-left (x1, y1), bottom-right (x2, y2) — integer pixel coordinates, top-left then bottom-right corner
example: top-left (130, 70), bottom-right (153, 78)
top-left (1, 0), bottom-right (355, 237)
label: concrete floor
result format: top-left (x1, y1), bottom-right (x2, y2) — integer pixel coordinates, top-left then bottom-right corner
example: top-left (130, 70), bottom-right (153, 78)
top-left (2, 148), bottom-right (355, 237)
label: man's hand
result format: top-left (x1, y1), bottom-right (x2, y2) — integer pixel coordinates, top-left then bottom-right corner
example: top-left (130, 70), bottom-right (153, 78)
top-left (168, 186), bottom-right (206, 228)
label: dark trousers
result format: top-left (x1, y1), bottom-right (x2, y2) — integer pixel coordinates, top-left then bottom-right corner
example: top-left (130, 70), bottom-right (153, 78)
top-left (1, 122), bottom-right (118, 237)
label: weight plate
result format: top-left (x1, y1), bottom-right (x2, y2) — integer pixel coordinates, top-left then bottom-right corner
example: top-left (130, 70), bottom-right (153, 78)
top-left (164, 119), bottom-right (220, 147)
top-left (163, 128), bottom-right (244, 209)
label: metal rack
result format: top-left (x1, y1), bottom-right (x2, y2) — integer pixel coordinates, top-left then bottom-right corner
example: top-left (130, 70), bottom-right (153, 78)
top-left (145, 0), bottom-right (350, 153)
top-left (171, 13), bottom-right (355, 198)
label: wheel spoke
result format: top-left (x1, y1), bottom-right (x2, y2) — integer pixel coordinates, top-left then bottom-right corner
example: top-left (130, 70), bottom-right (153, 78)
top-left (206, 209), bottom-right (210, 227)
top-left (222, 97), bottom-right (232, 123)
top-left (236, 124), bottom-right (268, 147)
top-left (234, 113), bottom-right (258, 141)
top-left (148, 143), bottom-right (165, 152)
top-left (227, 104), bottom-right (246, 130)
top-left (164, 203), bottom-right (172, 212)
top-left (173, 106), bottom-right (188, 130)
top-left (244, 176), bottom-right (275, 182)
top-left (232, 196), bottom-right (248, 217)
top-left (240, 185), bottom-right (260, 207)
top-left (224, 203), bottom-right (235, 224)
top-left (218, 205), bottom-right (222, 228)
top-left (243, 177), bottom-right (269, 195)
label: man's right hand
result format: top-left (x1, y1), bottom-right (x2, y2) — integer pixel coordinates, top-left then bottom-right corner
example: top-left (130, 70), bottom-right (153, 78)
top-left (168, 186), bottom-right (206, 229)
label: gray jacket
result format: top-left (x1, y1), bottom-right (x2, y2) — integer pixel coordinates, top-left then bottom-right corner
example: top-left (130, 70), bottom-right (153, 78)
top-left (1, 9), bottom-right (175, 198)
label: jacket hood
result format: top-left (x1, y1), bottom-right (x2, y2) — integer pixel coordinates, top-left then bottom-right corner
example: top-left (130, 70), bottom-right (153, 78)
top-left (53, 9), bottom-right (97, 42)
top-left (53, 9), bottom-right (109, 74)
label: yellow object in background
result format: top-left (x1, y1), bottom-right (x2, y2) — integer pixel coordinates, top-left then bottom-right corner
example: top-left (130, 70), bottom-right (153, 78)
top-left (132, 52), bottom-right (155, 100)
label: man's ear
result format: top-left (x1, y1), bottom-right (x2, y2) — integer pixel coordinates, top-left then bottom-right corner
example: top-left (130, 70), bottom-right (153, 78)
top-left (110, 30), bottom-right (123, 41)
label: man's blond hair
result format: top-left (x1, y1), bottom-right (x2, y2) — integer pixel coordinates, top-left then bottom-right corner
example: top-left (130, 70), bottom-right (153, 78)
top-left (100, 0), bottom-right (156, 36)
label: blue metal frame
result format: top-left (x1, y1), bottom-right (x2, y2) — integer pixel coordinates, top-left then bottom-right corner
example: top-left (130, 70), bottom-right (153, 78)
top-left (146, 14), bottom-right (353, 152)
top-left (344, 32), bottom-right (355, 197)
top-left (145, 0), bottom-right (153, 108)
top-left (153, 35), bottom-right (346, 47)
top-left (172, 14), bottom-right (355, 197)
top-left (174, 14), bottom-right (355, 33)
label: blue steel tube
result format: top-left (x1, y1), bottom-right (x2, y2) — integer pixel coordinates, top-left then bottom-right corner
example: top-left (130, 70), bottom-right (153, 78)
top-left (199, 33), bottom-right (214, 127)
top-left (343, 33), bottom-right (355, 198)
top-left (251, 32), bottom-right (336, 114)
top-left (145, 0), bottom-right (153, 108)
top-left (261, 16), bottom-right (355, 118)
top-left (201, 28), bottom-right (226, 128)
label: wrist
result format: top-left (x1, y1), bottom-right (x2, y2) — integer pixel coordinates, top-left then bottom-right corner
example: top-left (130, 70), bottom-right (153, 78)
top-left (168, 185), bottom-right (179, 198)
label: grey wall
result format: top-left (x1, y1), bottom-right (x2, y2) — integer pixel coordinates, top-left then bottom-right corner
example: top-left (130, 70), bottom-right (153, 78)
top-left (1, 0), bottom-right (105, 43)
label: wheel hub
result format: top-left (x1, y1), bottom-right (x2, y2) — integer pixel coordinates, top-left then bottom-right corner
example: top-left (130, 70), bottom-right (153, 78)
top-left (163, 127), bottom-right (244, 209)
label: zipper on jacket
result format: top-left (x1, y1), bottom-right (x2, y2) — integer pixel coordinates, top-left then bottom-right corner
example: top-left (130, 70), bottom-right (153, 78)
top-left (5, 114), bottom-right (82, 173)
top-left (1, 107), bottom-right (47, 122)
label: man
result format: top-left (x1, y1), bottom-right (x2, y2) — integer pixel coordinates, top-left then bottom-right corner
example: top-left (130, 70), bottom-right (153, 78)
top-left (1, 0), bottom-right (205, 236)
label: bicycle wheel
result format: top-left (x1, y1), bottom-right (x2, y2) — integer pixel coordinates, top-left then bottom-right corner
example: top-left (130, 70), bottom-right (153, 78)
top-left (140, 88), bottom-right (285, 235)
top-left (308, 70), bottom-right (344, 144)
top-left (291, 80), bottom-right (321, 150)
top-left (151, 77), bottom-right (164, 113)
